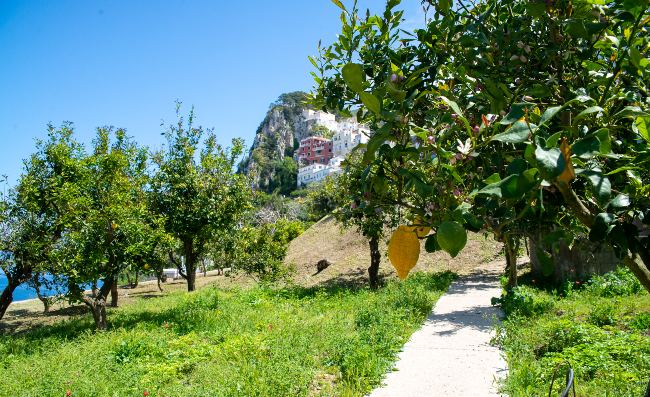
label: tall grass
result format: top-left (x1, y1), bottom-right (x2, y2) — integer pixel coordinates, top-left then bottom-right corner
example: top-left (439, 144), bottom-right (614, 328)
top-left (0, 271), bottom-right (455, 397)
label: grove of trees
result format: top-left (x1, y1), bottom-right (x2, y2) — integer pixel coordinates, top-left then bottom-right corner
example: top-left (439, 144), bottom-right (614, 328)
top-left (0, 108), bottom-right (258, 329)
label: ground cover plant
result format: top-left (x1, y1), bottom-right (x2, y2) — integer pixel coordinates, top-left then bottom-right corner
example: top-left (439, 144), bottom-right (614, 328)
top-left (0, 271), bottom-right (455, 397)
top-left (495, 267), bottom-right (650, 396)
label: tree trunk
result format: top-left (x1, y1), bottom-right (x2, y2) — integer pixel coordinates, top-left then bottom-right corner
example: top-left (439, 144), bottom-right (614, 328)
top-left (183, 240), bottom-right (197, 292)
top-left (505, 236), bottom-right (518, 289)
top-left (134, 270), bottom-right (139, 288)
top-left (368, 236), bottom-right (381, 289)
top-left (110, 279), bottom-right (118, 307)
top-left (0, 280), bottom-right (19, 320)
top-left (34, 277), bottom-right (51, 314)
top-left (89, 298), bottom-right (109, 331)
top-left (625, 256), bottom-right (650, 293)
top-left (157, 273), bottom-right (164, 292)
top-left (186, 268), bottom-right (196, 292)
top-left (81, 277), bottom-right (114, 331)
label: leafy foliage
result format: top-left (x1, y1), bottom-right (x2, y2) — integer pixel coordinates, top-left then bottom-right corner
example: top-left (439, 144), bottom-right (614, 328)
top-left (312, 0), bottom-right (650, 289)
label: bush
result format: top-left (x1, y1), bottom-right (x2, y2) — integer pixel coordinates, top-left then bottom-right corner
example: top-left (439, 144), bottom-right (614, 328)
top-left (584, 268), bottom-right (642, 297)
top-left (497, 285), bottom-right (554, 318)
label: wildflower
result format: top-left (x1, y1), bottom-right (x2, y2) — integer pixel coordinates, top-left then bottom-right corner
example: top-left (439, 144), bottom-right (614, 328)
top-left (472, 125), bottom-right (480, 134)
top-left (390, 73), bottom-right (398, 83)
top-left (453, 188), bottom-right (461, 197)
top-left (66, 391), bottom-right (71, 397)
top-left (143, 391), bottom-right (150, 397)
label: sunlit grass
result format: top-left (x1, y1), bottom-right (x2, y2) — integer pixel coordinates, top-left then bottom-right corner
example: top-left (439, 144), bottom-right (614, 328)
top-left (0, 271), bottom-right (455, 397)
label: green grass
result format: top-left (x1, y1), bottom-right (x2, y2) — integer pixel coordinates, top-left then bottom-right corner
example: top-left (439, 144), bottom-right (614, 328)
top-left (495, 268), bottom-right (650, 396)
top-left (0, 272), bottom-right (455, 397)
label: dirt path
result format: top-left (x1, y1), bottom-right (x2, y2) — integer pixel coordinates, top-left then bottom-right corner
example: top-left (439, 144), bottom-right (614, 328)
top-left (369, 261), bottom-right (507, 397)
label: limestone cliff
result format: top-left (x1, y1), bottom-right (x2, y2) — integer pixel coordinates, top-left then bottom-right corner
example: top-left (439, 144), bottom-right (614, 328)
top-left (240, 92), bottom-right (324, 194)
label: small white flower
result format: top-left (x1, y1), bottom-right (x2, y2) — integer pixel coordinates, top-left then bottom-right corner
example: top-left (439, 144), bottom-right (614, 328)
top-left (546, 73), bottom-right (559, 85)
top-left (457, 138), bottom-right (472, 155)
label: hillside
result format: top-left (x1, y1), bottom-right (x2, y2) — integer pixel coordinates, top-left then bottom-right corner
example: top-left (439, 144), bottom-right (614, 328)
top-left (286, 215), bottom-right (503, 286)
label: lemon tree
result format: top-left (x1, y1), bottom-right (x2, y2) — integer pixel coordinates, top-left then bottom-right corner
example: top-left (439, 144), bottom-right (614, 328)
top-left (313, 0), bottom-right (650, 290)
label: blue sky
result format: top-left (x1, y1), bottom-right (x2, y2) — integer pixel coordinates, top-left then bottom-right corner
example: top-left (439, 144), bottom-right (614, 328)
top-left (0, 0), bottom-right (424, 186)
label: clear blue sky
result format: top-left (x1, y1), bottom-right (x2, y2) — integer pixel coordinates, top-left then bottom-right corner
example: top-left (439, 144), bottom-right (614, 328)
top-left (0, 0), bottom-right (423, 186)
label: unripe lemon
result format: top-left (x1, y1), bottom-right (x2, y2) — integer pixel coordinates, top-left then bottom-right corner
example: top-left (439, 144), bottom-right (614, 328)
top-left (388, 226), bottom-right (421, 279)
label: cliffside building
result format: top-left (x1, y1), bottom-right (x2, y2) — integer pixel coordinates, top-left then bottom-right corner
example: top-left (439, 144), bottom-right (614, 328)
top-left (296, 136), bottom-right (334, 166)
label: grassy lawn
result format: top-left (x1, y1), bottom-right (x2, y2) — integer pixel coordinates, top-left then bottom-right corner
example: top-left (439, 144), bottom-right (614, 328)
top-left (0, 272), bottom-right (455, 397)
top-left (495, 268), bottom-right (650, 396)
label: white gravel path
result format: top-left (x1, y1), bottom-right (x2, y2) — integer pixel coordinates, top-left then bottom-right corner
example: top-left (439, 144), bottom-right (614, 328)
top-left (369, 263), bottom-right (508, 396)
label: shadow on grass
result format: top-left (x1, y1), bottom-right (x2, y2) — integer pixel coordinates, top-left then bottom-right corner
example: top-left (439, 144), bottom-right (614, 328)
top-left (0, 271), bottom-right (457, 354)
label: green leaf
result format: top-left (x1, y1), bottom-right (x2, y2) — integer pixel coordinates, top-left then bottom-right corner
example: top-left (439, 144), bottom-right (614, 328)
top-left (363, 131), bottom-right (389, 163)
top-left (594, 128), bottom-right (611, 153)
top-left (634, 117), bottom-right (650, 142)
top-left (439, 96), bottom-right (465, 119)
top-left (507, 159), bottom-right (528, 175)
top-left (614, 106), bottom-right (649, 119)
top-left (629, 47), bottom-right (642, 69)
top-left (589, 213), bottom-right (614, 242)
top-left (436, 221), bottom-right (467, 258)
top-left (535, 146), bottom-right (564, 178)
top-left (540, 106), bottom-right (562, 126)
top-left (342, 63), bottom-right (365, 92)
top-left (492, 121), bottom-right (533, 143)
top-left (572, 136), bottom-right (600, 159)
top-left (359, 92), bottom-right (381, 115)
top-left (331, 0), bottom-right (346, 11)
top-left (484, 173), bottom-right (501, 184)
top-left (580, 170), bottom-right (611, 202)
top-left (546, 132), bottom-right (562, 148)
top-left (425, 234), bottom-right (441, 253)
top-left (500, 103), bottom-right (527, 125)
top-left (608, 194), bottom-right (630, 208)
top-left (574, 106), bottom-right (604, 123)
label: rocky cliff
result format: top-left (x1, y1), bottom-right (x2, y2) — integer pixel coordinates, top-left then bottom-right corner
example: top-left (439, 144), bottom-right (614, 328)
top-left (240, 92), bottom-right (324, 194)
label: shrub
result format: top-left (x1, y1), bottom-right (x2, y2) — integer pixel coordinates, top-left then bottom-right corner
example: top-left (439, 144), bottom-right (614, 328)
top-left (584, 268), bottom-right (642, 297)
top-left (497, 285), bottom-right (554, 318)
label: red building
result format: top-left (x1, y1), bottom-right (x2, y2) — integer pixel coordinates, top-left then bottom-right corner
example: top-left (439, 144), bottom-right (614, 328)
top-left (297, 136), bottom-right (334, 166)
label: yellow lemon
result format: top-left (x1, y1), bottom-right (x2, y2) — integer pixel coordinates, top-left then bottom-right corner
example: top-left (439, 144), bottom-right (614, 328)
top-left (388, 226), bottom-right (421, 279)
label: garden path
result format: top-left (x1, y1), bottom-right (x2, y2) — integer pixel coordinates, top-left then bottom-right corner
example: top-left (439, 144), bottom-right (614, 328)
top-left (369, 261), bottom-right (507, 396)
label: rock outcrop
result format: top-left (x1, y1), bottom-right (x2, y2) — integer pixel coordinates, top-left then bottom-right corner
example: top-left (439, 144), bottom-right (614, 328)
top-left (240, 92), bottom-right (323, 194)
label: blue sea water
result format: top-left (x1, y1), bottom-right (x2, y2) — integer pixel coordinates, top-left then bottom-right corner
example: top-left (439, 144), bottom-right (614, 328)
top-left (0, 270), bottom-right (100, 302)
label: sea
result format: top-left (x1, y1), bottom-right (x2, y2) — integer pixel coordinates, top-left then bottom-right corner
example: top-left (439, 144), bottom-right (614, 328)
top-left (0, 270), bottom-right (100, 302)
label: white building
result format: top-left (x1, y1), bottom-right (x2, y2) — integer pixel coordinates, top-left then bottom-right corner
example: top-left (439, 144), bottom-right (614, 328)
top-left (297, 156), bottom-right (345, 187)
top-left (302, 109), bottom-right (338, 131)
top-left (332, 124), bottom-right (370, 157)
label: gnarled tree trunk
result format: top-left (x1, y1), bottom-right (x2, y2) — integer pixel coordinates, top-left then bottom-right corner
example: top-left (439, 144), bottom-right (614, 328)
top-left (81, 277), bottom-right (114, 331)
top-left (368, 236), bottom-right (381, 289)
top-left (0, 279), bottom-right (19, 320)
